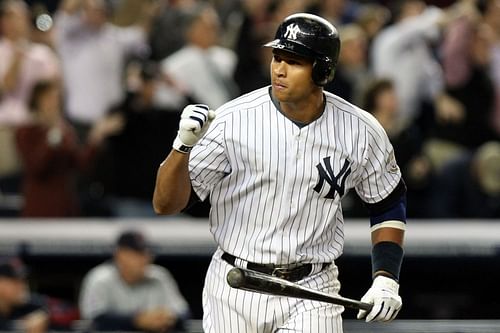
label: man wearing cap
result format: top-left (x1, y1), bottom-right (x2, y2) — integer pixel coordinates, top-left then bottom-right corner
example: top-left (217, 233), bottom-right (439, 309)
top-left (79, 230), bottom-right (190, 332)
top-left (0, 257), bottom-right (49, 333)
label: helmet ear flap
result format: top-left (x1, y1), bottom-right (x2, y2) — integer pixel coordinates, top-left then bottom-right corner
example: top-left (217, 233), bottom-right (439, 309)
top-left (312, 58), bottom-right (335, 86)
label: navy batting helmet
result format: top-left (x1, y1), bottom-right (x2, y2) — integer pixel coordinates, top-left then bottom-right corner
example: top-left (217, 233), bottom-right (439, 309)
top-left (264, 13), bottom-right (340, 86)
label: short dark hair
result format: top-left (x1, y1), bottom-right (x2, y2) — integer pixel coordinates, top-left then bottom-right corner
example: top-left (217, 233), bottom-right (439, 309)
top-left (362, 78), bottom-right (394, 112)
top-left (28, 80), bottom-right (59, 112)
top-left (116, 230), bottom-right (149, 253)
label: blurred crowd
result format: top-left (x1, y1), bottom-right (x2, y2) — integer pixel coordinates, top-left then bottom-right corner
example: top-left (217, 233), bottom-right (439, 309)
top-left (0, 0), bottom-right (499, 219)
top-left (0, 230), bottom-right (190, 332)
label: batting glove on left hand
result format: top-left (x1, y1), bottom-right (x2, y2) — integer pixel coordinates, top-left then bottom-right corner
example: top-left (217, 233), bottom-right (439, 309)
top-left (357, 275), bottom-right (402, 322)
top-left (173, 104), bottom-right (216, 153)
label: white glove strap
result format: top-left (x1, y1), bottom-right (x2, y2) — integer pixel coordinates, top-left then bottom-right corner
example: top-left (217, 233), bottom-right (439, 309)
top-left (372, 275), bottom-right (399, 293)
top-left (172, 136), bottom-right (193, 154)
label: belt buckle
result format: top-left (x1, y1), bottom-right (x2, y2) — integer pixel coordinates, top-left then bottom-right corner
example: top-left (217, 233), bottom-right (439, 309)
top-left (271, 267), bottom-right (292, 280)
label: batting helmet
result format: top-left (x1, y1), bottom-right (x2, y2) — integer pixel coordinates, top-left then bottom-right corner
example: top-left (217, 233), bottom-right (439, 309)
top-left (264, 13), bottom-right (340, 86)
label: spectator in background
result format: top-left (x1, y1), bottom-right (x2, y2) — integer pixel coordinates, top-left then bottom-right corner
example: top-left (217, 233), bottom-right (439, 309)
top-left (233, 0), bottom-right (274, 94)
top-left (437, 13), bottom-right (497, 149)
top-left (324, 23), bottom-right (370, 104)
top-left (54, 0), bottom-right (150, 138)
top-left (29, 2), bottom-right (57, 49)
top-left (270, 0), bottom-right (310, 23)
top-left (341, 78), bottom-right (435, 218)
top-left (111, 0), bottom-right (157, 27)
top-left (160, 2), bottom-right (238, 109)
top-left (355, 3), bottom-right (390, 64)
top-left (429, 141), bottom-right (500, 218)
top-left (0, 0), bottom-right (60, 186)
top-left (362, 79), bottom-right (433, 217)
top-left (0, 257), bottom-right (49, 333)
top-left (80, 230), bottom-right (190, 332)
top-left (148, 0), bottom-right (197, 61)
top-left (0, 0), bottom-right (60, 125)
top-left (479, 0), bottom-right (500, 134)
top-left (307, 0), bottom-right (358, 27)
top-left (103, 61), bottom-right (180, 217)
top-left (371, 0), bottom-right (470, 130)
top-left (15, 80), bottom-right (122, 217)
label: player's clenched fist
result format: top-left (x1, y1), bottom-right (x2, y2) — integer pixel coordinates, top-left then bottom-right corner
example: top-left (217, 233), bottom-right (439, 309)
top-left (357, 275), bottom-right (402, 322)
top-left (173, 104), bottom-right (216, 153)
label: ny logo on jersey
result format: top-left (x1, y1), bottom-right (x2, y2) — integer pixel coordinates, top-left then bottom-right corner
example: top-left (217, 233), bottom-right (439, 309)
top-left (314, 157), bottom-right (352, 199)
top-left (284, 23), bottom-right (301, 40)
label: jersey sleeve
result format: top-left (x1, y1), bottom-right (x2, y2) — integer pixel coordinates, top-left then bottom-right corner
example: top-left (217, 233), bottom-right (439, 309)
top-left (188, 119), bottom-right (230, 201)
top-left (355, 120), bottom-right (402, 204)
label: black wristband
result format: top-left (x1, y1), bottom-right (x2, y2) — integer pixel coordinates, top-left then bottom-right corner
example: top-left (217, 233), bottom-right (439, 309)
top-left (372, 241), bottom-right (404, 282)
top-left (172, 137), bottom-right (193, 154)
top-left (174, 144), bottom-right (192, 154)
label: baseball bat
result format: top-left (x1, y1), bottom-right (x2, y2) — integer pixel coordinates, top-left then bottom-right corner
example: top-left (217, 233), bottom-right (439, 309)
top-left (227, 267), bottom-right (373, 312)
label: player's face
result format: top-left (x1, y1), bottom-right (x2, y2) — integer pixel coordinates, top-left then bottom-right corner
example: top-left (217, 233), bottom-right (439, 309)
top-left (270, 50), bottom-right (315, 103)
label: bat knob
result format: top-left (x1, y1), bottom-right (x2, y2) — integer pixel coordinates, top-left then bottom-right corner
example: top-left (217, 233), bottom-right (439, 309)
top-left (227, 268), bottom-right (245, 288)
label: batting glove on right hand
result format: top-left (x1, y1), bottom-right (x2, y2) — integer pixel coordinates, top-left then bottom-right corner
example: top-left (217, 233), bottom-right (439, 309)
top-left (357, 275), bottom-right (402, 322)
top-left (173, 104), bottom-right (215, 153)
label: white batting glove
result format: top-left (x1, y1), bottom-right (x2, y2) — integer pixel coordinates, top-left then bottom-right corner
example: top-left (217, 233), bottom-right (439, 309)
top-left (173, 104), bottom-right (216, 153)
top-left (357, 275), bottom-right (402, 322)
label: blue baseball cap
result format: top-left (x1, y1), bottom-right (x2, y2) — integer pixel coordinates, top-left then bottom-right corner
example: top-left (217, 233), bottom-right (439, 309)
top-left (116, 230), bottom-right (149, 253)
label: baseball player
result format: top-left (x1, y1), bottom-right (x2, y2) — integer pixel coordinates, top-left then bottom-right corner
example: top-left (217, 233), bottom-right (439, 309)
top-left (154, 13), bottom-right (406, 333)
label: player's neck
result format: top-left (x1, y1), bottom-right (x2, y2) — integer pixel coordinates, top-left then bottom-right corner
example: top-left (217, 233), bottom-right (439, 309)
top-left (280, 89), bottom-right (325, 124)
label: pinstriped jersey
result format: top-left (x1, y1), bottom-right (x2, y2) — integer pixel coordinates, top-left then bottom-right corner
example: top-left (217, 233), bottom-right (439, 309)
top-left (189, 86), bottom-right (401, 265)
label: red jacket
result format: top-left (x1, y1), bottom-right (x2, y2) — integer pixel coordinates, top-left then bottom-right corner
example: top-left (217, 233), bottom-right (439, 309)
top-left (15, 122), bottom-right (96, 217)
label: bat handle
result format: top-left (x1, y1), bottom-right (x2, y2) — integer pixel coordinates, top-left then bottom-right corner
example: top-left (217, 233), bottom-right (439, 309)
top-left (358, 301), bottom-right (373, 312)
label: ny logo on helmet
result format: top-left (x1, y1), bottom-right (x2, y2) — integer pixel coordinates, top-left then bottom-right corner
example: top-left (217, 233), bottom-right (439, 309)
top-left (284, 23), bottom-right (301, 40)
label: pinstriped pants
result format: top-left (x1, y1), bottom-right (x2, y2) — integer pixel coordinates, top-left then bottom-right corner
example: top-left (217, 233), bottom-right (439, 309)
top-left (203, 248), bottom-right (344, 332)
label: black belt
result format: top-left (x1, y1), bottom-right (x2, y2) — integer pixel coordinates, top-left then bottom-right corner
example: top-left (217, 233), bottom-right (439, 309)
top-left (221, 252), bottom-right (329, 282)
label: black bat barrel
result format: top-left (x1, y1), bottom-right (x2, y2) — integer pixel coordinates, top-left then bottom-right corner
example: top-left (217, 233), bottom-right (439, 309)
top-left (227, 267), bottom-right (372, 311)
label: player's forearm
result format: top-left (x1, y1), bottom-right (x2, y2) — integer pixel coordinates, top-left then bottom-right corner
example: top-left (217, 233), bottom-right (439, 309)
top-left (371, 227), bottom-right (404, 246)
top-left (154, 104), bottom-right (215, 215)
top-left (153, 150), bottom-right (192, 215)
top-left (370, 227), bottom-right (404, 281)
